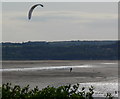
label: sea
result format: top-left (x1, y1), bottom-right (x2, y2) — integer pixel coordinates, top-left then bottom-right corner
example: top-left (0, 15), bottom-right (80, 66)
top-left (1, 60), bottom-right (118, 98)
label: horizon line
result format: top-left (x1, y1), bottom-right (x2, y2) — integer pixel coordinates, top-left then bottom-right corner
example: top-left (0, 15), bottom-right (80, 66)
top-left (1, 39), bottom-right (119, 43)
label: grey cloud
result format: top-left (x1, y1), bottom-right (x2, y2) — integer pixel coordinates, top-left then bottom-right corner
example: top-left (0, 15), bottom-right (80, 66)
top-left (2, 2), bottom-right (118, 42)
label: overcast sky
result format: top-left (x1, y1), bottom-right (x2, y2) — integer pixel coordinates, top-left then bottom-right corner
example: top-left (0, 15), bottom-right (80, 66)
top-left (2, 2), bottom-right (118, 42)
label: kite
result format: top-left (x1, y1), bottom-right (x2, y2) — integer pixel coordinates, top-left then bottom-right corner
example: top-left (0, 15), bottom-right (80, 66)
top-left (28, 4), bottom-right (43, 20)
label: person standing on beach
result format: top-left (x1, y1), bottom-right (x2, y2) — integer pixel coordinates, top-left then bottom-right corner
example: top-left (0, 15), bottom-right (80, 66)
top-left (70, 68), bottom-right (72, 72)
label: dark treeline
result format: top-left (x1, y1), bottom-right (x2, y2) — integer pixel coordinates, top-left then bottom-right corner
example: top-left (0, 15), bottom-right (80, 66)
top-left (2, 40), bottom-right (119, 60)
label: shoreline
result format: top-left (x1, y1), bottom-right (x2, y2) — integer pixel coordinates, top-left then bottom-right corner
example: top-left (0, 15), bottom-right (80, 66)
top-left (2, 60), bottom-right (118, 97)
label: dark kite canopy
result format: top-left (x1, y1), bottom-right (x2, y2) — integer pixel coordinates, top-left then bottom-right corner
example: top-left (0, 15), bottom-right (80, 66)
top-left (28, 4), bottom-right (43, 20)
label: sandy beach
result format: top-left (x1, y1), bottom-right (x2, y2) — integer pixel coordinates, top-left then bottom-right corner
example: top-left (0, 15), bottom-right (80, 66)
top-left (2, 60), bottom-right (118, 97)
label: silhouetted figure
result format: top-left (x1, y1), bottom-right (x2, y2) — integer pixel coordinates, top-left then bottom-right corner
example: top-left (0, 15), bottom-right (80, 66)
top-left (115, 91), bottom-right (117, 94)
top-left (70, 68), bottom-right (72, 72)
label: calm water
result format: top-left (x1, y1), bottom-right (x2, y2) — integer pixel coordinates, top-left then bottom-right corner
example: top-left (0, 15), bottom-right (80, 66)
top-left (1, 60), bottom-right (118, 71)
top-left (1, 60), bottom-right (118, 97)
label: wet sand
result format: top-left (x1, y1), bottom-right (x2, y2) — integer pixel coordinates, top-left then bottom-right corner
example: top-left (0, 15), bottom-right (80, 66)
top-left (2, 60), bottom-right (118, 90)
top-left (2, 61), bottom-right (118, 88)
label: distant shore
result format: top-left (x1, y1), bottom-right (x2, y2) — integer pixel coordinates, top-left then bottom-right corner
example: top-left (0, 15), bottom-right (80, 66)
top-left (2, 41), bottom-right (118, 60)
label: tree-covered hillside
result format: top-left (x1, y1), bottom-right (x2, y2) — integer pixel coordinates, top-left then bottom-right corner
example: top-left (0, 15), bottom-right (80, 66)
top-left (2, 41), bottom-right (118, 60)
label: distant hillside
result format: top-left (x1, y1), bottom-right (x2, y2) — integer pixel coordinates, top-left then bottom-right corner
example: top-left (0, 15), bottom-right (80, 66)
top-left (2, 41), bottom-right (118, 60)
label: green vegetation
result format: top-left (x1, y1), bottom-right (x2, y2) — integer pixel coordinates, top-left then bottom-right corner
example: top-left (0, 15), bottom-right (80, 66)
top-left (1, 83), bottom-right (114, 99)
top-left (2, 41), bottom-right (118, 60)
